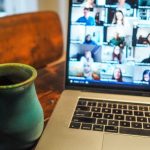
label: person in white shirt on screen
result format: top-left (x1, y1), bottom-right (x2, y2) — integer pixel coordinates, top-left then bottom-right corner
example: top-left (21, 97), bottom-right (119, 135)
top-left (81, 0), bottom-right (95, 9)
top-left (80, 50), bottom-right (94, 65)
top-left (116, 0), bottom-right (132, 16)
top-left (80, 50), bottom-right (94, 79)
top-left (111, 10), bottom-right (132, 38)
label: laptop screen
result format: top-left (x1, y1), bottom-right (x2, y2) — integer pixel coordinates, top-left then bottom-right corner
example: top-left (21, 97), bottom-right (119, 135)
top-left (66, 0), bottom-right (150, 93)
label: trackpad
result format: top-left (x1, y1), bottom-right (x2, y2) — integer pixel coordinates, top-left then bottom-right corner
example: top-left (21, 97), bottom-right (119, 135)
top-left (102, 133), bottom-right (150, 150)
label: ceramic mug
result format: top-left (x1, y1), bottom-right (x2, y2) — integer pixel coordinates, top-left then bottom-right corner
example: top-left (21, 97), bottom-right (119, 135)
top-left (0, 63), bottom-right (44, 150)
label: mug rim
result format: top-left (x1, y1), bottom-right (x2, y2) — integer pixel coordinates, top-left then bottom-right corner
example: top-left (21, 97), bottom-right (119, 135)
top-left (0, 63), bottom-right (37, 89)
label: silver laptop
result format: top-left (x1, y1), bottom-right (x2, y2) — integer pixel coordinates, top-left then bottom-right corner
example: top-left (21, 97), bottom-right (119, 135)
top-left (36, 0), bottom-right (150, 149)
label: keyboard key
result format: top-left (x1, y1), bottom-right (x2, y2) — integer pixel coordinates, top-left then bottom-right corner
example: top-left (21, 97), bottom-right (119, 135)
top-left (120, 121), bottom-right (130, 127)
top-left (134, 111), bottom-right (144, 116)
top-left (104, 113), bottom-right (113, 119)
top-left (97, 119), bottom-right (107, 125)
top-left (123, 110), bottom-right (133, 115)
top-left (76, 106), bottom-right (90, 111)
top-left (78, 100), bottom-right (87, 106)
top-left (102, 108), bottom-right (111, 113)
top-left (108, 103), bottom-right (117, 108)
top-left (139, 106), bottom-right (148, 111)
top-left (72, 117), bottom-right (96, 124)
top-left (143, 123), bottom-right (150, 129)
top-left (98, 102), bottom-right (107, 107)
top-left (115, 115), bottom-right (124, 120)
top-left (132, 122), bottom-right (142, 129)
top-left (88, 101), bottom-right (96, 107)
top-left (93, 113), bottom-right (103, 118)
top-left (74, 111), bottom-right (92, 117)
top-left (70, 122), bottom-right (81, 129)
top-left (137, 117), bottom-right (147, 123)
top-left (120, 127), bottom-right (150, 136)
top-left (113, 109), bottom-right (122, 114)
top-left (128, 105), bottom-right (138, 110)
top-left (105, 126), bottom-right (118, 133)
top-left (118, 104), bottom-right (127, 109)
top-left (91, 107), bottom-right (101, 112)
top-left (126, 116), bottom-right (136, 122)
top-left (108, 120), bottom-right (119, 126)
top-left (145, 112), bottom-right (150, 117)
top-left (81, 124), bottom-right (92, 130)
top-left (93, 125), bottom-right (104, 131)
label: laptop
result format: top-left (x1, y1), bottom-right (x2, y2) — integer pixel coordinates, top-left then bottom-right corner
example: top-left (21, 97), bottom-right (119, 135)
top-left (36, 0), bottom-right (150, 149)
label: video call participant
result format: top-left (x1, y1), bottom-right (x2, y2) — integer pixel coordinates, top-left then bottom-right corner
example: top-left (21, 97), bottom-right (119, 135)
top-left (81, 0), bottom-right (96, 9)
top-left (80, 50), bottom-right (94, 64)
top-left (112, 46), bottom-right (122, 64)
top-left (112, 67), bottom-right (123, 82)
top-left (141, 70), bottom-right (150, 84)
top-left (76, 7), bottom-right (95, 26)
top-left (112, 10), bottom-right (124, 25)
top-left (116, 0), bottom-right (131, 9)
top-left (112, 9), bottom-right (132, 37)
top-left (138, 33), bottom-right (150, 45)
top-left (95, 12), bottom-right (104, 26)
top-left (144, 33), bottom-right (150, 45)
top-left (83, 34), bottom-right (97, 45)
top-left (109, 32), bottom-right (125, 48)
top-left (80, 50), bottom-right (94, 79)
top-left (80, 50), bottom-right (101, 80)
top-left (141, 55), bottom-right (150, 63)
top-left (115, 0), bottom-right (132, 16)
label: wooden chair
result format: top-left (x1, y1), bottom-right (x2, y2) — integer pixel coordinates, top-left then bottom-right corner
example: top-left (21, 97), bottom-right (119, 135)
top-left (0, 11), bottom-right (63, 69)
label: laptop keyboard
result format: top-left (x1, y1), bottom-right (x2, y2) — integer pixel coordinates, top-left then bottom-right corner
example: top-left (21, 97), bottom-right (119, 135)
top-left (69, 98), bottom-right (150, 136)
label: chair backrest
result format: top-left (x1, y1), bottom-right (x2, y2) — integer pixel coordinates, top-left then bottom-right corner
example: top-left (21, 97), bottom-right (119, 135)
top-left (0, 11), bottom-right (63, 69)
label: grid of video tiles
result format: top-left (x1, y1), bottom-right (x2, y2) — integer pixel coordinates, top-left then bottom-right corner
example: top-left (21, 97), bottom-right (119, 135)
top-left (68, 0), bottom-right (150, 85)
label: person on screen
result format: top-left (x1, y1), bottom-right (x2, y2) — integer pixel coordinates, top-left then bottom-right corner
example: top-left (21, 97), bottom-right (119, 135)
top-left (76, 7), bottom-right (95, 26)
top-left (141, 56), bottom-right (150, 63)
top-left (80, 50), bottom-right (101, 80)
top-left (112, 10), bottom-right (124, 25)
top-left (83, 34), bottom-right (97, 45)
top-left (80, 50), bottom-right (94, 64)
top-left (115, 0), bottom-right (132, 16)
top-left (109, 32), bottom-right (125, 48)
top-left (95, 12), bottom-right (104, 26)
top-left (141, 70), bottom-right (150, 84)
top-left (116, 0), bottom-right (131, 9)
top-left (112, 67), bottom-right (123, 82)
top-left (143, 33), bottom-right (150, 45)
top-left (80, 50), bottom-right (94, 79)
top-left (138, 33), bottom-right (150, 45)
top-left (137, 35), bottom-right (145, 44)
top-left (112, 46), bottom-right (122, 64)
top-left (81, 0), bottom-right (96, 9)
top-left (112, 10), bottom-right (132, 36)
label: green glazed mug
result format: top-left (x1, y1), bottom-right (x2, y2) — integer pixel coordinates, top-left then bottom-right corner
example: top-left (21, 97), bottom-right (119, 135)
top-left (0, 63), bottom-right (44, 150)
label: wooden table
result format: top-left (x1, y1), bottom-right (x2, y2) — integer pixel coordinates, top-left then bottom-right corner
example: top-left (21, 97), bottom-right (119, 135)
top-left (31, 60), bottom-right (65, 149)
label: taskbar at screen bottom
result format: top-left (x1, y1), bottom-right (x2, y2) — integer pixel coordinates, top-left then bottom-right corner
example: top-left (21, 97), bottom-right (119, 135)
top-left (68, 77), bottom-right (150, 87)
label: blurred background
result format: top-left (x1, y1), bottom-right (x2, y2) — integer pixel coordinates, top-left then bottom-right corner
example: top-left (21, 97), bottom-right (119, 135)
top-left (0, 0), bottom-right (69, 51)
